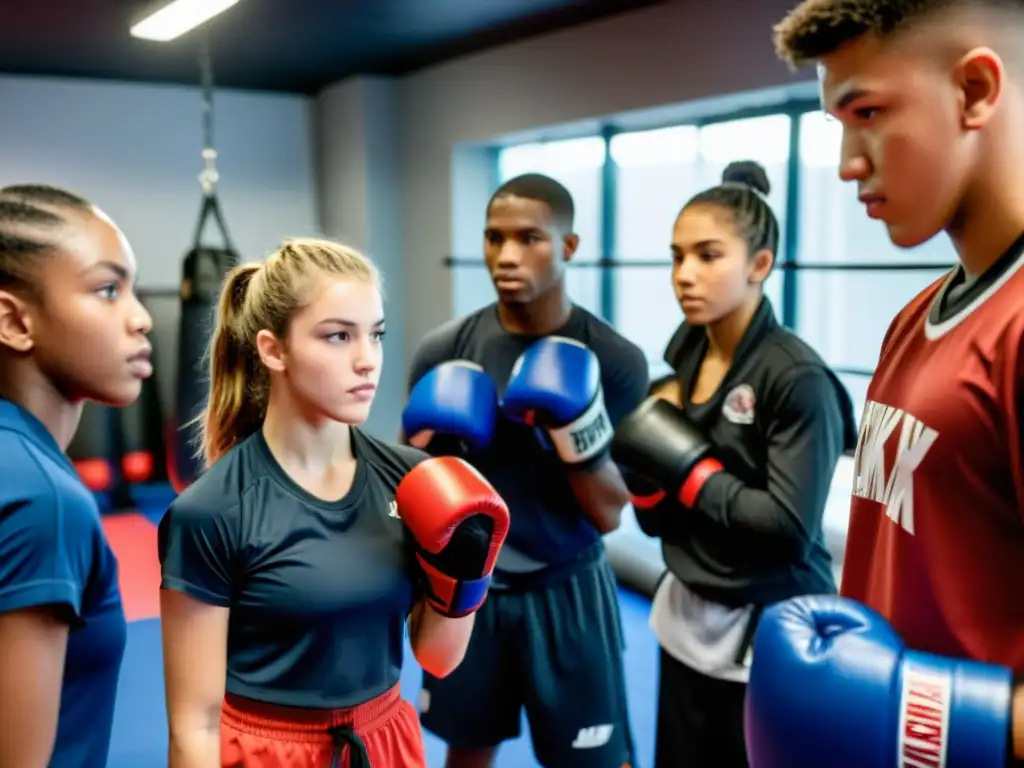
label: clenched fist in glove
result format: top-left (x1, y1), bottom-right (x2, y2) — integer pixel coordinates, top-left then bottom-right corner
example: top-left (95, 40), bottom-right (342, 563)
top-left (610, 396), bottom-right (723, 509)
top-left (745, 595), bottom-right (1014, 768)
top-left (396, 456), bottom-right (510, 618)
top-left (402, 361), bottom-right (499, 454)
top-left (501, 336), bottom-right (613, 468)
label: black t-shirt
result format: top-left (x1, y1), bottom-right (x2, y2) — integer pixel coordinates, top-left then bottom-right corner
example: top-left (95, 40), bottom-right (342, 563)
top-left (158, 428), bottom-right (426, 708)
top-left (642, 298), bottom-right (856, 607)
top-left (408, 303), bottom-right (649, 586)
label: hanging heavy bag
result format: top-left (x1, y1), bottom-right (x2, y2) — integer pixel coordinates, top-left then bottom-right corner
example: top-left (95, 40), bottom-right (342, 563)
top-left (119, 334), bottom-right (167, 487)
top-left (68, 401), bottom-right (119, 502)
top-left (170, 191), bottom-right (238, 493)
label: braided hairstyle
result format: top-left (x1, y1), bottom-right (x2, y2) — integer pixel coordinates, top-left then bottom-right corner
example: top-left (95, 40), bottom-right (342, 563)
top-left (683, 161), bottom-right (780, 272)
top-left (0, 184), bottom-right (93, 292)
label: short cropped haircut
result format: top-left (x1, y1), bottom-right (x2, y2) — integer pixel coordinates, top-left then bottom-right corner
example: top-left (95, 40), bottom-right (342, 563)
top-left (488, 173), bottom-right (575, 231)
top-left (773, 0), bottom-right (1002, 67)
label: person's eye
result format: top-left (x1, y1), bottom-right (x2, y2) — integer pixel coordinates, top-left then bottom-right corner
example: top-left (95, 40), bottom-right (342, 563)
top-left (854, 106), bottom-right (882, 121)
top-left (96, 283), bottom-right (119, 301)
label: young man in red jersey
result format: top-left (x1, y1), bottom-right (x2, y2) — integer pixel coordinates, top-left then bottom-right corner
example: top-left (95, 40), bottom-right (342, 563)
top-left (742, 2), bottom-right (1024, 767)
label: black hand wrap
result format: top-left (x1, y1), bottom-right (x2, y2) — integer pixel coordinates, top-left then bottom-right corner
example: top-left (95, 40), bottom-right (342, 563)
top-left (415, 516), bottom-right (495, 581)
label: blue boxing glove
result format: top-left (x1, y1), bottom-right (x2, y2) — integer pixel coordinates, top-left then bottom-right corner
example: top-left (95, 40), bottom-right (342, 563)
top-left (745, 595), bottom-right (1014, 768)
top-left (403, 361), bottom-right (498, 453)
top-left (501, 336), bottom-right (612, 467)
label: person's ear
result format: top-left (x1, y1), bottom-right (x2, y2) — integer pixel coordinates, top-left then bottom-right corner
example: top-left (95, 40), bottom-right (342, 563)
top-left (748, 249), bottom-right (774, 285)
top-left (0, 290), bottom-right (35, 353)
top-left (957, 47), bottom-right (1004, 130)
top-left (255, 329), bottom-right (286, 373)
top-left (562, 234), bottom-right (579, 264)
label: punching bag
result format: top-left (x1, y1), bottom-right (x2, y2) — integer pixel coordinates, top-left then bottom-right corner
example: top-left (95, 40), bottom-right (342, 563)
top-left (119, 348), bottom-right (166, 487)
top-left (68, 401), bottom-right (119, 499)
top-left (170, 191), bottom-right (238, 492)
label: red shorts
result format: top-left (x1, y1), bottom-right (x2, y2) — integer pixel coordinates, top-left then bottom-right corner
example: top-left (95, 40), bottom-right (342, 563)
top-left (220, 684), bottom-right (426, 768)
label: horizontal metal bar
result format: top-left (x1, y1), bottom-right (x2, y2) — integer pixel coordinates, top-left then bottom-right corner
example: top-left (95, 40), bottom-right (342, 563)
top-left (137, 288), bottom-right (180, 299)
top-left (786, 261), bottom-right (951, 272)
top-left (607, 100), bottom-right (822, 136)
top-left (443, 257), bottom-right (954, 272)
top-left (781, 261), bottom-right (951, 272)
top-left (831, 366), bottom-right (874, 378)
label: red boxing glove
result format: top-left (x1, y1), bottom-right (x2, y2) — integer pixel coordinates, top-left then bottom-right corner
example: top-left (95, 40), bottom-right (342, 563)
top-left (396, 456), bottom-right (510, 618)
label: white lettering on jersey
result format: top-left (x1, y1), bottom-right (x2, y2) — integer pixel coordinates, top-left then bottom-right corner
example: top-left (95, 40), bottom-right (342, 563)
top-left (853, 400), bottom-right (939, 535)
top-left (897, 663), bottom-right (950, 767)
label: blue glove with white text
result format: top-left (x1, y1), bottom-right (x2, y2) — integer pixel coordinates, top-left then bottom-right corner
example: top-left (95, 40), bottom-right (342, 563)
top-left (501, 336), bottom-right (612, 467)
top-left (745, 595), bottom-right (1014, 768)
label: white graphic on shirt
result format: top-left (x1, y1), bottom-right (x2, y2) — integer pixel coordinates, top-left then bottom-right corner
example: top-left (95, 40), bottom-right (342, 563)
top-left (853, 400), bottom-right (939, 535)
top-left (572, 724), bottom-right (614, 749)
top-left (388, 500), bottom-right (399, 519)
top-left (722, 383), bottom-right (756, 425)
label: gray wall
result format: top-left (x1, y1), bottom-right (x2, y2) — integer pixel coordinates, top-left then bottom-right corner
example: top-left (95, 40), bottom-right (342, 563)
top-left (315, 77), bottom-right (406, 439)
top-left (0, 74), bottom-right (320, 425)
top-left (0, 75), bottom-right (319, 289)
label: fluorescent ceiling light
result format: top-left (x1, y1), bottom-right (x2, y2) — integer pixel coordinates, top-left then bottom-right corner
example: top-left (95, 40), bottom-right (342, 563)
top-left (130, 0), bottom-right (241, 42)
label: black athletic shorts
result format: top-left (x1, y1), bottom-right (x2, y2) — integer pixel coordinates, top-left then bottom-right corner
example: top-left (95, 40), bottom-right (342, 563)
top-left (419, 548), bottom-right (636, 768)
top-left (655, 649), bottom-right (749, 768)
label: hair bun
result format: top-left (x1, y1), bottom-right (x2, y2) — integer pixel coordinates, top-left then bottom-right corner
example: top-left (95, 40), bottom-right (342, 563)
top-left (722, 161), bottom-right (770, 196)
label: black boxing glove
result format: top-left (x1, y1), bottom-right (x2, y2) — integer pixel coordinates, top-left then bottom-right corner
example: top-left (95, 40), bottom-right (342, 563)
top-left (611, 396), bottom-right (724, 510)
top-left (618, 467), bottom-right (673, 537)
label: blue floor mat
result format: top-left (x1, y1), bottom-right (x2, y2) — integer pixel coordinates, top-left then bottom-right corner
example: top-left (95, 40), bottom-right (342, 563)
top-left (108, 589), bottom-right (658, 767)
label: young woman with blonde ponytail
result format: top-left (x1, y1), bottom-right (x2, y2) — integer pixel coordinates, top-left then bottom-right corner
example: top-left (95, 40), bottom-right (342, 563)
top-left (157, 238), bottom-right (510, 768)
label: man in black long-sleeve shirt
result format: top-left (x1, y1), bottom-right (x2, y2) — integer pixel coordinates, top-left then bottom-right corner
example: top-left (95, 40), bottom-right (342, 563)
top-left (610, 162), bottom-right (857, 768)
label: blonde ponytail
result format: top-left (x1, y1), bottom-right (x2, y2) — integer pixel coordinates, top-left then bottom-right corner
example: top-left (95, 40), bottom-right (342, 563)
top-left (198, 263), bottom-right (266, 466)
top-left (195, 237), bottom-right (381, 467)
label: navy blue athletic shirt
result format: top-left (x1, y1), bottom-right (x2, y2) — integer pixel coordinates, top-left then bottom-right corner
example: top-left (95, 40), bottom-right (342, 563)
top-left (159, 427), bottom-right (427, 709)
top-left (0, 399), bottom-right (127, 767)
top-left (408, 304), bottom-right (649, 586)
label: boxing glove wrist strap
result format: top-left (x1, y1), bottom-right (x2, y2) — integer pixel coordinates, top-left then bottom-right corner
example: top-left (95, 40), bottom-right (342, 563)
top-left (547, 391), bottom-right (613, 466)
top-left (900, 650), bottom-right (1014, 767)
top-left (625, 459), bottom-right (724, 511)
top-left (416, 554), bottom-right (492, 618)
top-left (678, 457), bottom-right (723, 508)
top-left (629, 488), bottom-right (667, 510)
